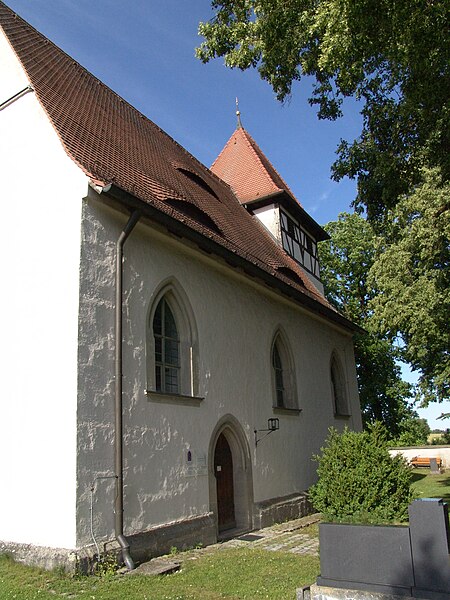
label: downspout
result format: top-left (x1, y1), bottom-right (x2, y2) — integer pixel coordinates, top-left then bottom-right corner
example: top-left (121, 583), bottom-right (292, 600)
top-left (115, 209), bottom-right (141, 571)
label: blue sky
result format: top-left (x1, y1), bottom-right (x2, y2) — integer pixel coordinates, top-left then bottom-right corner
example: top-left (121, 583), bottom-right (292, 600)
top-left (6, 0), bottom-right (362, 224)
top-left (5, 0), bottom-right (447, 428)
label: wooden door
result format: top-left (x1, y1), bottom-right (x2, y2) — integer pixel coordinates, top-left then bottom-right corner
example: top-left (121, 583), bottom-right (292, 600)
top-left (214, 432), bottom-right (236, 531)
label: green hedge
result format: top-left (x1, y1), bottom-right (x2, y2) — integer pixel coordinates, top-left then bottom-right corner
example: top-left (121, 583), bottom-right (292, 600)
top-left (309, 423), bottom-right (413, 524)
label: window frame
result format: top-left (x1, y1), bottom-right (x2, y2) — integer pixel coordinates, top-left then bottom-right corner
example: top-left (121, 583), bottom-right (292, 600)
top-left (330, 351), bottom-right (351, 417)
top-left (279, 208), bottom-right (321, 279)
top-left (270, 330), bottom-right (300, 413)
top-left (146, 280), bottom-right (201, 401)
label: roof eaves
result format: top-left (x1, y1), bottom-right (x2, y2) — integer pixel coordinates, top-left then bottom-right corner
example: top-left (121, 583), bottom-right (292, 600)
top-left (100, 183), bottom-right (361, 334)
top-left (244, 192), bottom-right (330, 242)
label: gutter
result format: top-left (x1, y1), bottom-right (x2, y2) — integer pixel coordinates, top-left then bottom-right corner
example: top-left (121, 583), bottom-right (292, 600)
top-left (114, 207), bottom-right (141, 571)
top-left (100, 183), bottom-right (363, 335)
top-left (0, 85), bottom-right (34, 111)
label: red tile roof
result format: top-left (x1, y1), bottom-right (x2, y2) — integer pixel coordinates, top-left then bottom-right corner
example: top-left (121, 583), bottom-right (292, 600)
top-left (0, 1), bottom-right (355, 330)
top-left (211, 126), bottom-right (298, 204)
top-left (211, 125), bottom-right (329, 243)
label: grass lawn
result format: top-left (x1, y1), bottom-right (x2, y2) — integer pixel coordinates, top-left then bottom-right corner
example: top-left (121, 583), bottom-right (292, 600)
top-left (0, 526), bottom-right (320, 600)
top-left (2, 472), bottom-right (449, 600)
top-left (410, 468), bottom-right (450, 504)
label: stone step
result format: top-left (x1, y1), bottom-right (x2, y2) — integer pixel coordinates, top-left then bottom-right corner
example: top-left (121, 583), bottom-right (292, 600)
top-left (126, 558), bottom-right (181, 576)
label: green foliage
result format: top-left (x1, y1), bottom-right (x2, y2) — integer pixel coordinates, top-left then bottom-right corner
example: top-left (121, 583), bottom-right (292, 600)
top-left (198, 1), bottom-right (449, 219)
top-left (94, 552), bottom-right (119, 578)
top-left (320, 191), bottom-right (449, 409)
top-left (391, 417), bottom-right (431, 447)
top-left (369, 169), bottom-right (450, 404)
top-left (198, 3), bottom-right (449, 404)
top-left (319, 213), bottom-right (375, 322)
top-left (353, 335), bottom-right (414, 436)
top-left (319, 212), bottom-right (414, 437)
top-left (309, 424), bottom-right (413, 523)
top-left (431, 429), bottom-right (450, 445)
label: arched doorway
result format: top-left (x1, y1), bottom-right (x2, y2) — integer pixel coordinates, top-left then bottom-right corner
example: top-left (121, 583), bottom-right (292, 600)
top-left (214, 432), bottom-right (236, 531)
top-left (209, 415), bottom-right (254, 537)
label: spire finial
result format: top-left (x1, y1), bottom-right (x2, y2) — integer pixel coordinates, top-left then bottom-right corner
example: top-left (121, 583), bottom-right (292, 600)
top-left (235, 97), bottom-right (243, 129)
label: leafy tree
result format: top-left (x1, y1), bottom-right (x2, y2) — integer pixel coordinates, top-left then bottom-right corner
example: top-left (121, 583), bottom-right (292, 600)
top-left (319, 213), bottom-right (375, 322)
top-left (391, 416), bottom-right (430, 447)
top-left (197, 2), bottom-right (449, 402)
top-left (309, 423), bottom-right (413, 523)
top-left (197, 1), bottom-right (449, 219)
top-left (369, 169), bottom-right (450, 404)
top-left (319, 213), bottom-right (412, 437)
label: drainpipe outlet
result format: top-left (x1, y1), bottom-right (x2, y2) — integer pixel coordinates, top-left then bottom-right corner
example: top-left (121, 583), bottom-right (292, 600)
top-left (117, 534), bottom-right (134, 571)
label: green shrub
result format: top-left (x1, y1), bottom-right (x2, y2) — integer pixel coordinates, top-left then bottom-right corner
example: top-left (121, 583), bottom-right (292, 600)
top-left (309, 423), bottom-right (413, 524)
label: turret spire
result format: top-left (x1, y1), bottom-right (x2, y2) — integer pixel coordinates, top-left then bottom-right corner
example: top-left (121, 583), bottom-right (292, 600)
top-left (235, 97), bottom-right (243, 129)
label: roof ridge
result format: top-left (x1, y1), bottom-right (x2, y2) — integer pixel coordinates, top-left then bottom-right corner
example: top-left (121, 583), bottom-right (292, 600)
top-left (238, 127), bottom-right (284, 195)
top-left (241, 128), bottom-right (299, 204)
top-left (0, 1), bottom-right (356, 331)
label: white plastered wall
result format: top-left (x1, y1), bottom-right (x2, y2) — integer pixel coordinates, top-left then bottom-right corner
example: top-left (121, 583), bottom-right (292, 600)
top-left (0, 31), bottom-right (86, 549)
top-left (77, 194), bottom-right (362, 548)
top-left (252, 203), bottom-right (280, 240)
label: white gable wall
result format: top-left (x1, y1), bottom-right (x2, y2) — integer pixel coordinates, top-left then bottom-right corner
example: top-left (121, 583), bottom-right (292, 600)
top-left (0, 31), bottom-right (85, 549)
top-left (253, 203), bottom-right (280, 240)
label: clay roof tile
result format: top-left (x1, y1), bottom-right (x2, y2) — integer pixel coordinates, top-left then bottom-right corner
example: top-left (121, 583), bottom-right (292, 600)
top-left (211, 126), bottom-right (298, 204)
top-left (0, 1), bottom-right (353, 328)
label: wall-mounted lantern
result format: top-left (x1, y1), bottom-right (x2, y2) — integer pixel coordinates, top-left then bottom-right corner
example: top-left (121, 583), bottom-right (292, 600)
top-left (254, 418), bottom-right (280, 447)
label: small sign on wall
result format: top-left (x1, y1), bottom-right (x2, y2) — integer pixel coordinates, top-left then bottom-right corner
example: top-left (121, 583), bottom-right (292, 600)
top-left (184, 449), bottom-right (207, 477)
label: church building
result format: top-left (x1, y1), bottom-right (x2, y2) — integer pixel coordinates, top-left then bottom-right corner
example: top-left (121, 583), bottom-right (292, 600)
top-left (0, 1), bottom-right (362, 570)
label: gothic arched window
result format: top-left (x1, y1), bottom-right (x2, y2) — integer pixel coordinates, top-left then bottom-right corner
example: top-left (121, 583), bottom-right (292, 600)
top-left (330, 352), bottom-right (350, 417)
top-left (271, 332), bottom-right (298, 410)
top-left (147, 280), bottom-right (199, 399)
top-left (153, 297), bottom-right (180, 394)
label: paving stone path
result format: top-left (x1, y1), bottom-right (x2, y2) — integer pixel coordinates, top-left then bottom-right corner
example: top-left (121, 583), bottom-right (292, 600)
top-left (132, 514), bottom-right (321, 576)
top-left (219, 514), bottom-right (320, 556)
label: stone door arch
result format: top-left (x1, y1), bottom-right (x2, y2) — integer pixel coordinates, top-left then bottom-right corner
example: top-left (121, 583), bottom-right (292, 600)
top-left (209, 415), bottom-right (253, 536)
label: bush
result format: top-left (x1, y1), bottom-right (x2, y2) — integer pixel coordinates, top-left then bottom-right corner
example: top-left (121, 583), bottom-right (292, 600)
top-left (309, 423), bottom-right (413, 524)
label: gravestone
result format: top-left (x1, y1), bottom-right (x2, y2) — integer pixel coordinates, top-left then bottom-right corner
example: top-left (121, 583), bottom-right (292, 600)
top-left (409, 498), bottom-right (450, 596)
top-left (315, 499), bottom-right (450, 599)
top-left (429, 457), bottom-right (440, 474)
